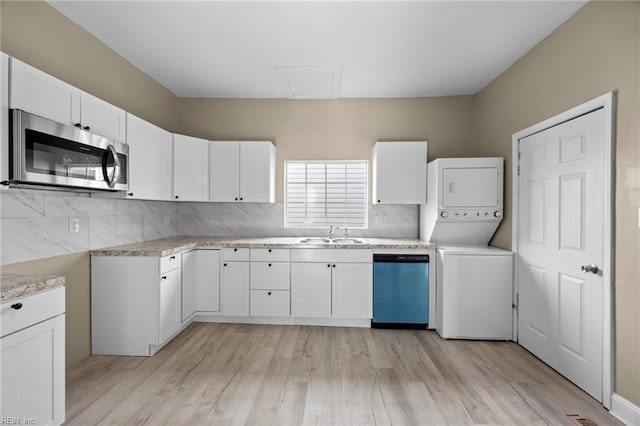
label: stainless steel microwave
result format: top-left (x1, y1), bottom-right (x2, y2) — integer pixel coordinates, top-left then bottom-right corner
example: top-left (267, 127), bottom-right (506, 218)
top-left (9, 109), bottom-right (129, 191)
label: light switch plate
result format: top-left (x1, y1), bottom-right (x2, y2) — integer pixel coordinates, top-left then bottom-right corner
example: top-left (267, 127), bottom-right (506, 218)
top-left (69, 218), bottom-right (80, 234)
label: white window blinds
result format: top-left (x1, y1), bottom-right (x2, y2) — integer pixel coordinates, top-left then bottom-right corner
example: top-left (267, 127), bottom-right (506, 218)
top-left (285, 161), bottom-right (368, 229)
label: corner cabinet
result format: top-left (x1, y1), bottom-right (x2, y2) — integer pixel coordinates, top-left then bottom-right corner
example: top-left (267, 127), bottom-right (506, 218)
top-left (9, 57), bottom-right (126, 142)
top-left (372, 141), bottom-right (427, 204)
top-left (91, 253), bottom-right (183, 356)
top-left (1, 287), bottom-right (66, 426)
top-left (210, 141), bottom-right (276, 203)
top-left (126, 114), bottom-right (173, 200)
top-left (173, 134), bottom-right (209, 202)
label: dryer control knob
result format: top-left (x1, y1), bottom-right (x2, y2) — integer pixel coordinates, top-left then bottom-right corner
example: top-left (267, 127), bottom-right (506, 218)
top-left (494, 211), bottom-right (503, 218)
top-left (440, 211), bottom-right (448, 218)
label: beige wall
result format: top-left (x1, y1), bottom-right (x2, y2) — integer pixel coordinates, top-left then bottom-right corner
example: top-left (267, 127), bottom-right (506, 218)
top-left (472, 1), bottom-right (640, 405)
top-left (177, 97), bottom-right (473, 203)
top-left (0, 0), bottom-right (179, 131)
top-left (1, 252), bottom-right (91, 366)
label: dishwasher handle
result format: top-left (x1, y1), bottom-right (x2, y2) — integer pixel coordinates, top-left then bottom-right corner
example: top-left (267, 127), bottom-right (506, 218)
top-left (373, 254), bottom-right (429, 263)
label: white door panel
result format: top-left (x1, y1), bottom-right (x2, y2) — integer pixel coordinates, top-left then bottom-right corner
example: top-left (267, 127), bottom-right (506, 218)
top-left (518, 108), bottom-right (604, 401)
top-left (210, 141), bottom-right (240, 202)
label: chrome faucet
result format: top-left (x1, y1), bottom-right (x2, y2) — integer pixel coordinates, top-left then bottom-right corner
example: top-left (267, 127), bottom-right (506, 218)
top-left (343, 226), bottom-right (349, 239)
top-left (328, 225), bottom-right (335, 240)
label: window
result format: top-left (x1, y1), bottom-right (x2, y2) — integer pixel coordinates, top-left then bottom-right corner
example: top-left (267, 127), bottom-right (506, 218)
top-left (285, 161), bottom-right (368, 229)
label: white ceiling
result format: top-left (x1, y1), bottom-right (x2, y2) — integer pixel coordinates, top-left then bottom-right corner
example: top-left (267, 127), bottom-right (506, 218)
top-left (49, 1), bottom-right (587, 99)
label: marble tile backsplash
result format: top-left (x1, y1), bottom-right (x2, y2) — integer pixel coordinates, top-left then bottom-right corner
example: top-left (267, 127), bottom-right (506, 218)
top-left (1, 189), bottom-right (177, 265)
top-left (1, 189), bottom-right (419, 265)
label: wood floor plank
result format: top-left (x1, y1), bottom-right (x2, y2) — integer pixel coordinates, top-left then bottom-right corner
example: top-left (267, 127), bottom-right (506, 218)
top-left (66, 324), bottom-right (623, 426)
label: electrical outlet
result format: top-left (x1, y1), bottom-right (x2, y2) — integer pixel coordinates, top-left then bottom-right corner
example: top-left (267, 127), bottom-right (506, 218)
top-left (375, 215), bottom-right (384, 224)
top-left (163, 216), bottom-right (171, 226)
top-left (68, 218), bottom-right (80, 234)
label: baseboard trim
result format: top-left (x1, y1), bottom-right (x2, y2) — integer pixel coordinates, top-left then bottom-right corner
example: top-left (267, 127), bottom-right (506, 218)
top-left (611, 393), bottom-right (640, 426)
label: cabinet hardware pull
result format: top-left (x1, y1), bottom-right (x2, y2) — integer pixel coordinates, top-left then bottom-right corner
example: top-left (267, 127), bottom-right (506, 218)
top-left (74, 123), bottom-right (81, 128)
top-left (234, 248), bottom-right (237, 252)
top-left (170, 256), bottom-right (176, 260)
top-left (224, 263), bottom-right (227, 267)
top-left (268, 249), bottom-right (272, 253)
top-left (268, 291), bottom-right (272, 296)
top-left (127, 192), bottom-right (134, 196)
top-left (161, 276), bottom-right (167, 280)
top-left (327, 264), bottom-right (331, 267)
top-left (175, 195), bottom-right (179, 199)
top-left (234, 197), bottom-right (238, 201)
top-left (10, 303), bottom-right (23, 310)
top-left (332, 264), bottom-right (336, 268)
top-left (240, 197), bottom-right (243, 201)
top-left (268, 263), bottom-right (272, 267)
top-left (377, 199), bottom-right (381, 203)
top-left (83, 126), bottom-right (91, 131)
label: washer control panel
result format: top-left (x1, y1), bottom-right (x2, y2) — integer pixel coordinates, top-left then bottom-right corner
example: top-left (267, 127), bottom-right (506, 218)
top-left (439, 209), bottom-right (503, 220)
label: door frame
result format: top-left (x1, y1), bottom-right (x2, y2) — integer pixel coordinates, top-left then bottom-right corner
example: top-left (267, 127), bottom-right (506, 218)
top-left (511, 92), bottom-right (615, 409)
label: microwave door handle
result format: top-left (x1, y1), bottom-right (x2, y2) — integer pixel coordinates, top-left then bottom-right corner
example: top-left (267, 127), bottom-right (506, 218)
top-left (102, 144), bottom-right (121, 188)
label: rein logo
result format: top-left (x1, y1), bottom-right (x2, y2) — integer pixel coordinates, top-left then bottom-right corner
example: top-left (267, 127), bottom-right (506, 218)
top-left (1, 418), bottom-right (35, 425)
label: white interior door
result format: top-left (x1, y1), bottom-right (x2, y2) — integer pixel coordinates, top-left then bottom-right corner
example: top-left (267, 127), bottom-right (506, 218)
top-left (517, 108), bottom-right (605, 401)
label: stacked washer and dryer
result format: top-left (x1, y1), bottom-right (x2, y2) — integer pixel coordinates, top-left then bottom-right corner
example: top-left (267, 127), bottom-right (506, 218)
top-left (420, 158), bottom-right (513, 340)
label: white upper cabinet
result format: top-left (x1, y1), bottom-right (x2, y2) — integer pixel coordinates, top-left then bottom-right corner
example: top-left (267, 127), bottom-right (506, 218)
top-left (126, 114), bottom-right (173, 200)
top-left (79, 91), bottom-right (126, 142)
top-left (210, 141), bottom-right (276, 203)
top-left (10, 57), bottom-right (80, 126)
top-left (10, 57), bottom-right (126, 142)
top-left (1, 53), bottom-right (9, 184)
top-left (173, 134), bottom-right (209, 202)
top-left (372, 141), bottom-right (427, 204)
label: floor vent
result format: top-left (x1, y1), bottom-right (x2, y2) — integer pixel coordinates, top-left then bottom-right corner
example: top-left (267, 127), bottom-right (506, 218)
top-left (567, 414), bottom-right (599, 426)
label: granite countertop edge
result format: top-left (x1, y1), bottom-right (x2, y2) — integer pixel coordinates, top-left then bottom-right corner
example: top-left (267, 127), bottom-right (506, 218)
top-left (90, 236), bottom-right (435, 257)
top-left (1, 274), bottom-right (65, 303)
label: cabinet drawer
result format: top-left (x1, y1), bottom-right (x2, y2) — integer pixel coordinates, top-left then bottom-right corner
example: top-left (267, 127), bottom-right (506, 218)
top-left (223, 248), bottom-right (250, 261)
top-left (1, 287), bottom-right (65, 337)
top-left (250, 248), bottom-right (290, 262)
top-left (291, 249), bottom-right (373, 263)
top-left (250, 262), bottom-right (290, 290)
top-left (250, 290), bottom-right (290, 317)
top-left (160, 253), bottom-right (181, 273)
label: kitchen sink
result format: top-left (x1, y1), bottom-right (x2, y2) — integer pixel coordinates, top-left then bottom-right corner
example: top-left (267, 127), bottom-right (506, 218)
top-left (299, 238), bottom-right (332, 244)
top-left (332, 238), bottom-right (364, 244)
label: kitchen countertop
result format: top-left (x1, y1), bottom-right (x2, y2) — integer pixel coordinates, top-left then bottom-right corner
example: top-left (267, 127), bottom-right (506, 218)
top-left (1, 274), bottom-right (65, 303)
top-left (89, 236), bottom-right (434, 257)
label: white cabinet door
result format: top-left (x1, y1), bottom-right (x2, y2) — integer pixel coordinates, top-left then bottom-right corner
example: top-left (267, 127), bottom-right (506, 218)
top-left (250, 290), bottom-right (290, 317)
top-left (291, 262), bottom-right (332, 318)
top-left (332, 263), bottom-right (373, 319)
top-left (9, 57), bottom-right (80, 126)
top-left (1, 315), bottom-right (65, 425)
top-left (210, 141), bottom-right (240, 202)
top-left (126, 114), bottom-right (173, 200)
top-left (372, 141), bottom-right (427, 204)
top-left (159, 268), bottom-right (182, 344)
top-left (174, 134), bottom-right (209, 201)
top-left (196, 250), bottom-right (220, 313)
top-left (240, 141), bottom-right (276, 203)
top-left (181, 251), bottom-right (198, 322)
top-left (1, 53), bottom-right (9, 184)
top-left (222, 261), bottom-right (249, 316)
top-left (79, 91), bottom-right (126, 142)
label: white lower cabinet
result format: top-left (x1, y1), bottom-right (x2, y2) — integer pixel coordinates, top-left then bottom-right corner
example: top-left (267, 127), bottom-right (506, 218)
top-left (195, 250), bottom-right (221, 313)
top-left (159, 268), bottom-right (182, 343)
top-left (1, 287), bottom-right (65, 425)
top-left (91, 253), bottom-right (182, 356)
top-left (291, 249), bottom-right (373, 319)
top-left (249, 248), bottom-right (291, 316)
top-left (331, 263), bottom-right (373, 318)
top-left (222, 252), bottom-right (250, 316)
top-left (291, 262), bottom-right (332, 317)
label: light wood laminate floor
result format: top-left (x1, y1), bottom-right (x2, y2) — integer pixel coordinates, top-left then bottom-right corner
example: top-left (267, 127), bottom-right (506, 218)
top-left (66, 323), bottom-right (621, 425)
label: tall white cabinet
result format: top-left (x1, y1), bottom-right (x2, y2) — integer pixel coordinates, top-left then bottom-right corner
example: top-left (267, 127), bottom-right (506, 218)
top-left (126, 114), bottom-right (173, 200)
top-left (372, 141), bottom-right (428, 204)
top-left (173, 134), bottom-right (209, 201)
top-left (210, 141), bottom-right (276, 203)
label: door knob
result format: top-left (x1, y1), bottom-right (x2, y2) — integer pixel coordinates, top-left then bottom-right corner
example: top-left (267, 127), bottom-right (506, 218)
top-left (581, 264), bottom-right (600, 274)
